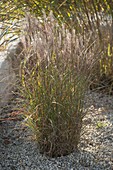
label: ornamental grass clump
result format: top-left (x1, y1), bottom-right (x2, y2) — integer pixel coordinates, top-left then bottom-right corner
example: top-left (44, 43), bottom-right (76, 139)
top-left (20, 13), bottom-right (99, 157)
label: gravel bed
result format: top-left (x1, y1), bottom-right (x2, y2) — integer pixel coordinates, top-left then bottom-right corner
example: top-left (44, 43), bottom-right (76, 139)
top-left (0, 91), bottom-right (113, 170)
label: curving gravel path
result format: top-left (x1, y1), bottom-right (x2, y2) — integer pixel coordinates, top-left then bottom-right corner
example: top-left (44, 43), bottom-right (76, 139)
top-left (0, 91), bottom-right (113, 170)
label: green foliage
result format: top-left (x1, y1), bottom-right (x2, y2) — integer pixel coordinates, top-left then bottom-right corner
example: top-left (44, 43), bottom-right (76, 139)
top-left (96, 121), bottom-right (107, 129)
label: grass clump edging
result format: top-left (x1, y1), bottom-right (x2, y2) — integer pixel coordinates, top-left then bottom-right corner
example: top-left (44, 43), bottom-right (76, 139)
top-left (20, 13), bottom-right (99, 157)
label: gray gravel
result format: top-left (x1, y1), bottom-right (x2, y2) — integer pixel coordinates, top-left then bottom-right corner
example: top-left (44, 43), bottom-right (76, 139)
top-left (0, 91), bottom-right (113, 170)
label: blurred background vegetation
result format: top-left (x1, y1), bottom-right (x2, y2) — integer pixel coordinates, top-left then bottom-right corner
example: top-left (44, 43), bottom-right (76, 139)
top-left (1, 0), bottom-right (113, 31)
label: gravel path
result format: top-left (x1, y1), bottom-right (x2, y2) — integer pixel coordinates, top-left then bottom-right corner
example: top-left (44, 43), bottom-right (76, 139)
top-left (0, 91), bottom-right (113, 170)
